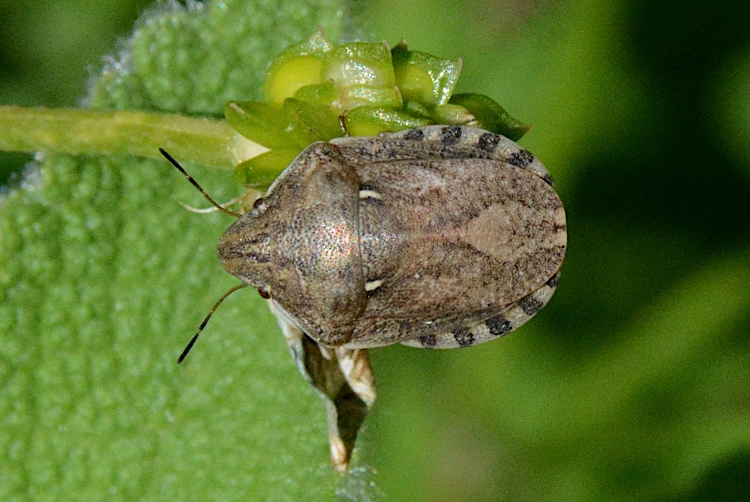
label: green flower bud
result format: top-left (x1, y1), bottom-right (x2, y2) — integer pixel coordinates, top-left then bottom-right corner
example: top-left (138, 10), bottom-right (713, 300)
top-left (228, 32), bottom-right (531, 187)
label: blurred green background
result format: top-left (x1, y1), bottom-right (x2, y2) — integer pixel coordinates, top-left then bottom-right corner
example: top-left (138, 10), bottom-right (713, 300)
top-left (2, 0), bottom-right (749, 500)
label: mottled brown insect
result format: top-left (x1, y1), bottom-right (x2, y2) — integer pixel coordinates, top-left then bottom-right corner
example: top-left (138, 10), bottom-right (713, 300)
top-left (168, 125), bottom-right (566, 471)
top-left (221, 125), bottom-right (566, 351)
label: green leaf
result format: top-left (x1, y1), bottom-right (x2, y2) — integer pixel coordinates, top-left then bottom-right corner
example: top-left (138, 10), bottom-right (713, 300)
top-left (0, 1), bottom-right (380, 499)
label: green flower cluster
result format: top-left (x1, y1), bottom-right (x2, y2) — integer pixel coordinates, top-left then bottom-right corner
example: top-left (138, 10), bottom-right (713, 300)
top-left (225, 31), bottom-right (530, 187)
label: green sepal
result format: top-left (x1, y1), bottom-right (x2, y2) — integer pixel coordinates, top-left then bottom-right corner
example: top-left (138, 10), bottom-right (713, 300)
top-left (449, 93), bottom-right (531, 141)
top-left (338, 85), bottom-right (403, 110)
top-left (263, 31), bottom-right (334, 103)
top-left (293, 81), bottom-right (339, 107)
top-left (284, 97), bottom-right (342, 142)
top-left (343, 107), bottom-right (430, 137)
top-left (225, 101), bottom-right (303, 149)
top-left (323, 41), bottom-right (395, 88)
top-left (403, 100), bottom-right (432, 119)
top-left (391, 41), bottom-right (461, 107)
top-left (234, 148), bottom-right (302, 189)
top-left (430, 103), bottom-right (474, 126)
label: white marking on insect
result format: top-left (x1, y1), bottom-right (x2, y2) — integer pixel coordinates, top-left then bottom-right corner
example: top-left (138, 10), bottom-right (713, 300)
top-left (359, 190), bottom-right (383, 200)
top-left (365, 279), bottom-right (383, 292)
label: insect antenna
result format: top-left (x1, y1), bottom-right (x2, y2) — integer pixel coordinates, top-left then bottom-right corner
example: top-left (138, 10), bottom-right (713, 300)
top-left (159, 148), bottom-right (241, 218)
top-left (177, 283), bottom-right (248, 364)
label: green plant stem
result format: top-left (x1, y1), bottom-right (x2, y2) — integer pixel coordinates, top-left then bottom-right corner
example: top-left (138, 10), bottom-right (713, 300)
top-left (0, 106), bottom-right (267, 168)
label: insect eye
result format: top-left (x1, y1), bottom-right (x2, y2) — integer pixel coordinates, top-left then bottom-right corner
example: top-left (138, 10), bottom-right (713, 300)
top-left (257, 288), bottom-right (270, 299)
top-left (252, 197), bottom-right (266, 211)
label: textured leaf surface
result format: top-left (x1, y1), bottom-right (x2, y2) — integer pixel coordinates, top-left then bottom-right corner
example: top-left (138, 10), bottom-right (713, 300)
top-left (0, 1), bottom-right (373, 499)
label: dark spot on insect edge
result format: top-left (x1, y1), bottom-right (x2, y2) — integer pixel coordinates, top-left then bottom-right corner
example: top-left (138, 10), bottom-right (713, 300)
top-left (519, 295), bottom-right (544, 315)
top-left (542, 173), bottom-right (554, 186)
top-left (453, 327), bottom-right (475, 347)
top-left (546, 274), bottom-right (560, 289)
top-left (441, 126), bottom-right (462, 144)
top-left (404, 128), bottom-right (424, 141)
top-left (507, 149), bottom-right (534, 168)
top-left (420, 334), bottom-right (437, 347)
top-left (477, 132), bottom-right (500, 152)
top-left (485, 314), bottom-right (513, 337)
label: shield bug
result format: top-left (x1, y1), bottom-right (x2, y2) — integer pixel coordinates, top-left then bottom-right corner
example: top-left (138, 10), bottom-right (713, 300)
top-left (219, 125), bottom-right (566, 349)
top-left (164, 124), bottom-right (566, 470)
